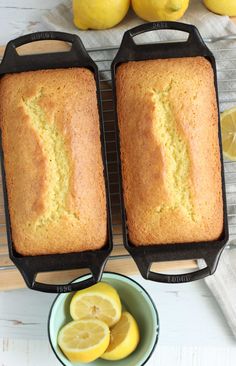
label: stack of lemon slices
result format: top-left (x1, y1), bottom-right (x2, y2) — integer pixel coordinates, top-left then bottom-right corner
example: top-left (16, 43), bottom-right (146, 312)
top-left (57, 282), bottom-right (140, 363)
top-left (221, 107), bottom-right (236, 161)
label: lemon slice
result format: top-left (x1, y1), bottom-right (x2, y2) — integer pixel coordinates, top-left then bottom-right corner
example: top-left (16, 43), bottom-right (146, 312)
top-left (101, 311), bottom-right (140, 361)
top-left (70, 282), bottom-right (122, 327)
top-left (221, 107), bottom-right (236, 161)
top-left (58, 319), bottom-right (110, 363)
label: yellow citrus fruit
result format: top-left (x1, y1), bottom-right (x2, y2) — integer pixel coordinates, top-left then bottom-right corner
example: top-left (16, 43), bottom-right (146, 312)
top-left (132, 0), bottom-right (189, 21)
top-left (70, 282), bottom-right (122, 327)
top-left (58, 319), bottom-right (110, 363)
top-left (72, 0), bottom-right (130, 30)
top-left (221, 107), bottom-right (236, 161)
top-left (203, 0), bottom-right (236, 16)
top-left (101, 311), bottom-right (140, 361)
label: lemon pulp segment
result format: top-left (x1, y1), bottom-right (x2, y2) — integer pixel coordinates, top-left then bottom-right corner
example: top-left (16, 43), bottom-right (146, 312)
top-left (221, 107), bottom-right (236, 161)
top-left (58, 319), bottom-right (110, 363)
top-left (70, 282), bottom-right (122, 327)
top-left (101, 312), bottom-right (140, 361)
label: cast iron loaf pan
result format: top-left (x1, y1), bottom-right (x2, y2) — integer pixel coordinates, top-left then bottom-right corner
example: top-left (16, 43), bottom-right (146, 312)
top-left (0, 31), bottom-right (113, 293)
top-left (111, 22), bottom-right (229, 283)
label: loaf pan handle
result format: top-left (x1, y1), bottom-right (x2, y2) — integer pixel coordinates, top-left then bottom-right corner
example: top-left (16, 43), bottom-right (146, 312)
top-left (4, 31), bottom-right (83, 57)
top-left (1, 31), bottom-right (91, 70)
top-left (123, 21), bottom-right (205, 48)
top-left (20, 266), bottom-right (103, 293)
top-left (112, 21), bottom-right (212, 67)
top-left (133, 249), bottom-right (223, 283)
top-left (146, 267), bottom-right (210, 283)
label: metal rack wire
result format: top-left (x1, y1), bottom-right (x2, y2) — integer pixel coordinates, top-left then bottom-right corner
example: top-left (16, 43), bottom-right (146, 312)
top-left (0, 36), bottom-right (236, 273)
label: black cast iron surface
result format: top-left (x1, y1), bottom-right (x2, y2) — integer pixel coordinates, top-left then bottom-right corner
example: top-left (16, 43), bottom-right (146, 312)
top-left (0, 31), bottom-right (113, 293)
top-left (111, 22), bottom-right (229, 283)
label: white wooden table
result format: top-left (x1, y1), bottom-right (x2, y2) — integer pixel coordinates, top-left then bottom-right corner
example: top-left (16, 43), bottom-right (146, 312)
top-left (0, 1), bottom-right (236, 365)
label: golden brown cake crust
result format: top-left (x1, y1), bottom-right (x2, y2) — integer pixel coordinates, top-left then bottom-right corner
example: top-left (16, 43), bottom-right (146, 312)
top-left (116, 57), bottom-right (223, 245)
top-left (0, 68), bottom-right (107, 255)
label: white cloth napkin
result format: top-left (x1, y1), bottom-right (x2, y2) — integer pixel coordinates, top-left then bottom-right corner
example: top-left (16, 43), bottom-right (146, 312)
top-left (27, 0), bottom-right (236, 338)
top-left (27, 0), bottom-right (236, 46)
top-left (200, 249), bottom-right (236, 339)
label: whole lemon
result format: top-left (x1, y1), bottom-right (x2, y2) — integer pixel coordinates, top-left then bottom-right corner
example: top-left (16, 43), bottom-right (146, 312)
top-left (132, 0), bottom-right (189, 21)
top-left (203, 0), bottom-right (236, 16)
top-left (73, 0), bottom-right (130, 30)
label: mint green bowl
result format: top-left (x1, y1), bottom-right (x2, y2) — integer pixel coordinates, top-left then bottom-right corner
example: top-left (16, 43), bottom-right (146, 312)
top-left (48, 272), bottom-right (159, 366)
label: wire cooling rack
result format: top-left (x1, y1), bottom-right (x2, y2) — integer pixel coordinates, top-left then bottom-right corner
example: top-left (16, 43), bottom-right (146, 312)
top-left (0, 36), bottom-right (236, 274)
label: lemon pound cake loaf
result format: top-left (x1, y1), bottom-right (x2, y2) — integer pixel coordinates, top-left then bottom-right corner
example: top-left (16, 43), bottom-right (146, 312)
top-left (0, 68), bottom-right (107, 255)
top-left (116, 57), bottom-right (223, 245)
